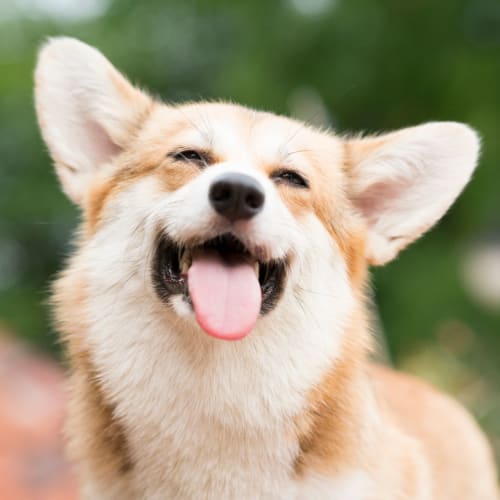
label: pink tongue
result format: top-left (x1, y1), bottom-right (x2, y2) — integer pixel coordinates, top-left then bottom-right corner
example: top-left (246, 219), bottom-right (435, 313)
top-left (187, 250), bottom-right (262, 340)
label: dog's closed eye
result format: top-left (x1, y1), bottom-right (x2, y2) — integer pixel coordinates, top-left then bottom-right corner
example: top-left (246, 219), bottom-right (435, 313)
top-left (169, 149), bottom-right (212, 168)
top-left (271, 169), bottom-right (309, 188)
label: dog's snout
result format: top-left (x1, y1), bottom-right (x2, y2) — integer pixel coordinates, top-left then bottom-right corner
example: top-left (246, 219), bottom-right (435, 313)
top-left (209, 173), bottom-right (265, 222)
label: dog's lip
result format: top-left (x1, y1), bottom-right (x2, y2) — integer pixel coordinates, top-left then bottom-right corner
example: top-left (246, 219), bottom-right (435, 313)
top-left (152, 233), bottom-right (287, 314)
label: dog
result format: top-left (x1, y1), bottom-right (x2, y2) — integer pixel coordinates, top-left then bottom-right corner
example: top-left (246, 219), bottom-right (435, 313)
top-left (34, 37), bottom-right (498, 499)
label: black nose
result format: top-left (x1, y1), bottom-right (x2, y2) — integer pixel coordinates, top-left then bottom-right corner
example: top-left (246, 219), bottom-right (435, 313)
top-left (209, 173), bottom-right (265, 222)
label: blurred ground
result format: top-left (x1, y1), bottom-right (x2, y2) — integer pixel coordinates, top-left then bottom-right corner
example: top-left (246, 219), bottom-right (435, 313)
top-left (0, 333), bottom-right (77, 500)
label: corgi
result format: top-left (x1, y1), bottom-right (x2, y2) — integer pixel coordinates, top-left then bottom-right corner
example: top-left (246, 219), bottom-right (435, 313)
top-left (34, 37), bottom-right (498, 499)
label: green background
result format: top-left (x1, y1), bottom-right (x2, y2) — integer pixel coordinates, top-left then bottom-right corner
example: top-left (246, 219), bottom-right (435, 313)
top-left (0, 0), bottom-right (499, 470)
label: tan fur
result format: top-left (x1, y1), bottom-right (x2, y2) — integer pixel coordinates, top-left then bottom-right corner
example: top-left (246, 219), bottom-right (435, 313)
top-left (371, 365), bottom-right (498, 498)
top-left (85, 177), bottom-right (118, 234)
top-left (53, 268), bottom-right (135, 495)
top-left (36, 39), bottom-right (498, 499)
top-left (294, 313), bottom-right (373, 477)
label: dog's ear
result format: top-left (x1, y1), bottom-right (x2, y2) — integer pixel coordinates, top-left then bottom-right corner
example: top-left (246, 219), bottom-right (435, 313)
top-left (346, 122), bottom-right (480, 265)
top-left (34, 37), bottom-right (152, 205)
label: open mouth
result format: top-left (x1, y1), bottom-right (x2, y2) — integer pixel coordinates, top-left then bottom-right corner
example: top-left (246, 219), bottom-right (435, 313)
top-left (152, 234), bottom-right (287, 340)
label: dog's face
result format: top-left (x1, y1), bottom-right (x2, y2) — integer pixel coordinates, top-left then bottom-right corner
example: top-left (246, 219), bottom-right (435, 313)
top-left (142, 103), bottom-right (353, 340)
top-left (35, 38), bottom-right (479, 348)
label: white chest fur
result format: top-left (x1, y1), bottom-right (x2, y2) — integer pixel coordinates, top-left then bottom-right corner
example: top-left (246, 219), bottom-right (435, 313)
top-left (87, 296), bottom-right (343, 499)
top-left (84, 288), bottom-right (354, 498)
top-left (80, 206), bottom-right (356, 499)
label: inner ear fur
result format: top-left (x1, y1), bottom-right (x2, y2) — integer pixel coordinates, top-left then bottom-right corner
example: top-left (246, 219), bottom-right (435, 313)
top-left (345, 122), bottom-right (480, 265)
top-left (34, 37), bottom-right (153, 206)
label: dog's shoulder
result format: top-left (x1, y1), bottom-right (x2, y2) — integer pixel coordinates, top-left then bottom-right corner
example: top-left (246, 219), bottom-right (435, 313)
top-left (369, 363), bottom-right (498, 499)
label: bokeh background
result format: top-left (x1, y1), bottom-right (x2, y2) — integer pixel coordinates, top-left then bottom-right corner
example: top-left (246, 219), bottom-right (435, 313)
top-left (0, 0), bottom-right (499, 496)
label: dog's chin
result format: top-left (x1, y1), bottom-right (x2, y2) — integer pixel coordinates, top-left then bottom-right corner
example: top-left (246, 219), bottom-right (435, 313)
top-left (152, 233), bottom-right (288, 319)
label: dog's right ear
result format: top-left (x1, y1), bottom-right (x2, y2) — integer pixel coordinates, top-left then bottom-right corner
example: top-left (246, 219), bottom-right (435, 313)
top-left (34, 37), bottom-right (152, 205)
top-left (346, 122), bottom-right (480, 265)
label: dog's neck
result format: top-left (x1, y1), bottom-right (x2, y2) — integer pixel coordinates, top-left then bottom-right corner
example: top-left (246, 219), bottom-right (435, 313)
top-left (118, 319), bottom-right (373, 498)
top-left (59, 264), bottom-right (376, 498)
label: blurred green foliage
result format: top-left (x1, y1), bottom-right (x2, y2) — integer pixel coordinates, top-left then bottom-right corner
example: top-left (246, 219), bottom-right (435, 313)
top-left (0, 0), bottom-right (499, 466)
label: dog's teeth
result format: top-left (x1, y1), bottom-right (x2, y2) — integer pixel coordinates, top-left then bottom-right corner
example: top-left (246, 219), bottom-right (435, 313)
top-left (180, 250), bottom-right (192, 274)
top-left (253, 262), bottom-right (259, 277)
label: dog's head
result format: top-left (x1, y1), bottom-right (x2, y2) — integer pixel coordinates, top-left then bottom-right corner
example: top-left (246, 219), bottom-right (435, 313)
top-left (35, 38), bottom-right (479, 346)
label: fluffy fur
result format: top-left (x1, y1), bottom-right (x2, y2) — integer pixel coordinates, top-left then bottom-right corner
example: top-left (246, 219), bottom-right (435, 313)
top-left (35, 38), bottom-right (498, 499)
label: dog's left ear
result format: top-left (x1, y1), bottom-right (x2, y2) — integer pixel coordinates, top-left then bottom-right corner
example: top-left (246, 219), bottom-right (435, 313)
top-left (346, 122), bottom-right (480, 265)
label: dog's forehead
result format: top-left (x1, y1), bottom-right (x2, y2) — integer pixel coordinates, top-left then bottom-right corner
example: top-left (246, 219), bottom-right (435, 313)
top-left (146, 102), bottom-right (340, 172)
